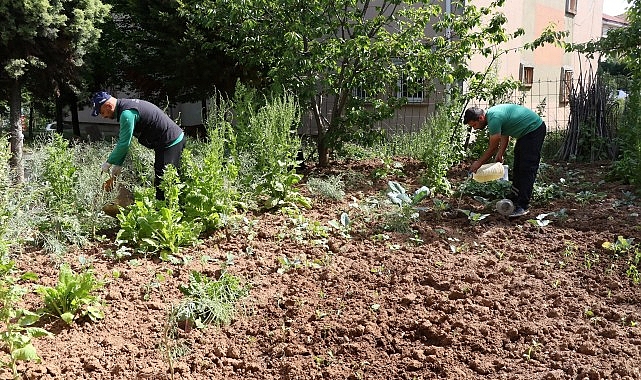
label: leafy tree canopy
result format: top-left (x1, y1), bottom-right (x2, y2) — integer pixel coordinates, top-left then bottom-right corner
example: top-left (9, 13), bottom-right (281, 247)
top-left (91, 0), bottom-right (260, 105)
top-left (178, 0), bottom-right (530, 165)
top-left (0, 0), bottom-right (110, 182)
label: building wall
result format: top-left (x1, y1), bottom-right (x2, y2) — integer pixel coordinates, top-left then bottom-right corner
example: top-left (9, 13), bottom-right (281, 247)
top-left (465, 0), bottom-right (604, 131)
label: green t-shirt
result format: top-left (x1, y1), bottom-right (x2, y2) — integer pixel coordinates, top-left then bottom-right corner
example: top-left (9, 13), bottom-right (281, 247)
top-left (486, 104), bottom-right (543, 139)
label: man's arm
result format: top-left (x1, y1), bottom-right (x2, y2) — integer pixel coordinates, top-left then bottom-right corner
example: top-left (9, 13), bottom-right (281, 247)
top-left (107, 110), bottom-right (136, 165)
top-left (470, 133), bottom-right (501, 173)
top-left (495, 135), bottom-right (510, 163)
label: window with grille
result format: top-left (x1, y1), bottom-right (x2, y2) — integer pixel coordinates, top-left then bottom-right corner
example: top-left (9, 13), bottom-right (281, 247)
top-left (520, 64), bottom-right (534, 87)
top-left (352, 87), bottom-right (368, 100)
top-left (397, 74), bottom-right (424, 103)
top-left (560, 67), bottom-right (573, 105)
top-left (566, 0), bottom-right (577, 14)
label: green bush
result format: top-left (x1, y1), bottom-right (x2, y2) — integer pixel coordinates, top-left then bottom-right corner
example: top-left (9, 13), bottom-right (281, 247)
top-left (386, 102), bottom-right (466, 195)
top-left (36, 263), bottom-right (104, 324)
top-left (0, 260), bottom-right (50, 377)
top-left (116, 167), bottom-right (203, 259)
top-left (232, 87), bottom-right (309, 209)
top-left (174, 271), bottom-right (249, 328)
top-left (612, 92), bottom-right (641, 186)
top-left (306, 175), bottom-right (346, 201)
top-left (179, 96), bottom-right (240, 230)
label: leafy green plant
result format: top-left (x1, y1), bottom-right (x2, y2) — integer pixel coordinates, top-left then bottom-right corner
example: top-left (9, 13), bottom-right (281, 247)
top-left (371, 157), bottom-right (404, 180)
top-left (527, 213), bottom-right (552, 228)
top-left (0, 261), bottom-right (51, 379)
top-left (174, 271), bottom-right (249, 328)
top-left (460, 209), bottom-right (490, 225)
top-left (458, 178), bottom-right (512, 200)
top-left (387, 181), bottom-right (430, 207)
top-left (277, 256), bottom-right (304, 274)
top-left (180, 102), bottom-right (239, 231)
top-left (584, 251), bottom-right (600, 270)
top-left (574, 190), bottom-right (606, 204)
top-left (37, 134), bottom-right (88, 254)
top-left (36, 263), bottom-right (104, 325)
top-left (232, 88), bottom-right (310, 210)
top-left (117, 167), bottom-right (203, 259)
top-left (602, 236), bottom-right (641, 283)
top-left (523, 340), bottom-right (540, 361)
top-left (0, 138), bottom-right (17, 257)
top-left (385, 103), bottom-right (465, 195)
top-left (379, 182), bottom-right (429, 233)
top-left (328, 212), bottom-right (351, 238)
top-left (602, 235), bottom-right (635, 255)
top-left (563, 241), bottom-right (578, 258)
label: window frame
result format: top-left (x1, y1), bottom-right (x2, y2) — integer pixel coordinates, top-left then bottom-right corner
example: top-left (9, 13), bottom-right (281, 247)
top-left (396, 73), bottom-right (425, 103)
top-left (560, 66), bottom-right (573, 105)
top-left (519, 64), bottom-right (534, 88)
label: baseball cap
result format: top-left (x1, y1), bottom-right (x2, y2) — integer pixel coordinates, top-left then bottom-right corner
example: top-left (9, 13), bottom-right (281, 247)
top-left (91, 91), bottom-right (112, 116)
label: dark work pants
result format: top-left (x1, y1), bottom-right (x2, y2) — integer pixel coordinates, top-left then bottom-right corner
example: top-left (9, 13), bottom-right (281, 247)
top-left (510, 122), bottom-right (546, 210)
top-left (154, 138), bottom-right (186, 200)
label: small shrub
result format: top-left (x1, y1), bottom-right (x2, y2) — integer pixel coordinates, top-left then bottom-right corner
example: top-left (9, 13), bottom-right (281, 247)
top-left (307, 175), bottom-right (346, 200)
top-left (386, 102), bottom-right (465, 195)
top-left (36, 263), bottom-right (105, 324)
top-left (457, 177), bottom-right (512, 200)
top-left (116, 167), bottom-right (203, 259)
top-left (0, 260), bottom-right (51, 378)
top-left (174, 271), bottom-right (249, 328)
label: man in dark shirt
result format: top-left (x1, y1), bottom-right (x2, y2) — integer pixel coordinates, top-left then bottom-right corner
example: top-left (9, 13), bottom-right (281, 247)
top-left (91, 91), bottom-right (185, 200)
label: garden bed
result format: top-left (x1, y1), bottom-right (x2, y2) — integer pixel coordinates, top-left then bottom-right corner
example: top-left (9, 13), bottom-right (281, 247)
top-left (7, 158), bottom-right (641, 380)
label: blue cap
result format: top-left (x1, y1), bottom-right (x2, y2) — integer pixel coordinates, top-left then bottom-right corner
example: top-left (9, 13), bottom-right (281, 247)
top-left (91, 91), bottom-right (112, 116)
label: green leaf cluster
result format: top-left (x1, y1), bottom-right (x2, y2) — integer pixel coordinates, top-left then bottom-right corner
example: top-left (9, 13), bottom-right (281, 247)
top-left (116, 169), bottom-right (203, 258)
top-left (387, 181), bottom-right (430, 208)
top-left (174, 271), bottom-right (249, 328)
top-left (231, 85), bottom-right (310, 209)
top-left (36, 263), bottom-right (104, 325)
top-left (180, 96), bottom-right (240, 231)
top-left (0, 261), bottom-right (51, 378)
top-left (37, 134), bottom-right (89, 253)
top-left (178, 0), bottom-right (531, 165)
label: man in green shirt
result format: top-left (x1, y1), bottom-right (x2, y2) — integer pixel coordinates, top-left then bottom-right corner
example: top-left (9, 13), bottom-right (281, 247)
top-left (464, 104), bottom-right (546, 217)
top-left (91, 91), bottom-right (185, 200)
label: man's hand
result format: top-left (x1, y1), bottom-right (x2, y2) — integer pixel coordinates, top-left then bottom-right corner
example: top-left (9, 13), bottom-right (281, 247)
top-left (100, 162), bottom-right (112, 173)
top-left (111, 165), bottom-right (122, 176)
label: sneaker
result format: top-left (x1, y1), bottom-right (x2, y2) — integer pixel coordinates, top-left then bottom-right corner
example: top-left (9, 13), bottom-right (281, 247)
top-left (509, 207), bottom-right (529, 218)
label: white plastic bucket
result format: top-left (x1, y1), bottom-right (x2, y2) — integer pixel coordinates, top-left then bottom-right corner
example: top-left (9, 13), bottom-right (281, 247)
top-left (472, 162), bottom-right (505, 183)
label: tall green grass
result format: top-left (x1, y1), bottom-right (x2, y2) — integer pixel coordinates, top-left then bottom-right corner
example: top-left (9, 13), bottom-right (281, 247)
top-left (383, 103), bottom-right (466, 195)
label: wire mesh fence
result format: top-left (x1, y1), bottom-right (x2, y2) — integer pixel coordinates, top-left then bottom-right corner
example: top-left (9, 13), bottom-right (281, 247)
top-left (299, 75), bottom-right (624, 162)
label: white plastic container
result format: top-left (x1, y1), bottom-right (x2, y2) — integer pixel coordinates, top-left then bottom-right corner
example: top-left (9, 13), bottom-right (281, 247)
top-left (473, 162), bottom-right (505, 183)
top-left (496, 199), bottom-right (515, 216)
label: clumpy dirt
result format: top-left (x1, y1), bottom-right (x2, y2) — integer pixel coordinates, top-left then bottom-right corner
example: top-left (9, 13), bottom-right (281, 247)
top-left (6, 158), bottom-right (641, 380)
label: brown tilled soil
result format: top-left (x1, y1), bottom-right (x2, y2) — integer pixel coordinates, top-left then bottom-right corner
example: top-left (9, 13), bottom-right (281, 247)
top-left (5, 159), bottom-right (641, 380)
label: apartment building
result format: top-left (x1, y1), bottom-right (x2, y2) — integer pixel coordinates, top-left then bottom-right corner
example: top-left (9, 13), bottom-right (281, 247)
top-left (464, 0), bottom-right (606, 131)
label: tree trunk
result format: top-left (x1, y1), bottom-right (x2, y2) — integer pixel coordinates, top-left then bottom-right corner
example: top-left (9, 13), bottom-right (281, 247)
top-left (311, 97), bottom-right (331, 167)
top-left (317, 134), bottom-right (330, 167)
top-left (70, 92), bottom-right (81, 138)
top-left (55, 94), bottom-right (64, 134)
top-left (28, 105), bottom-right (34, 140)
top-left (9, 79), bottom-right (24, 184)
